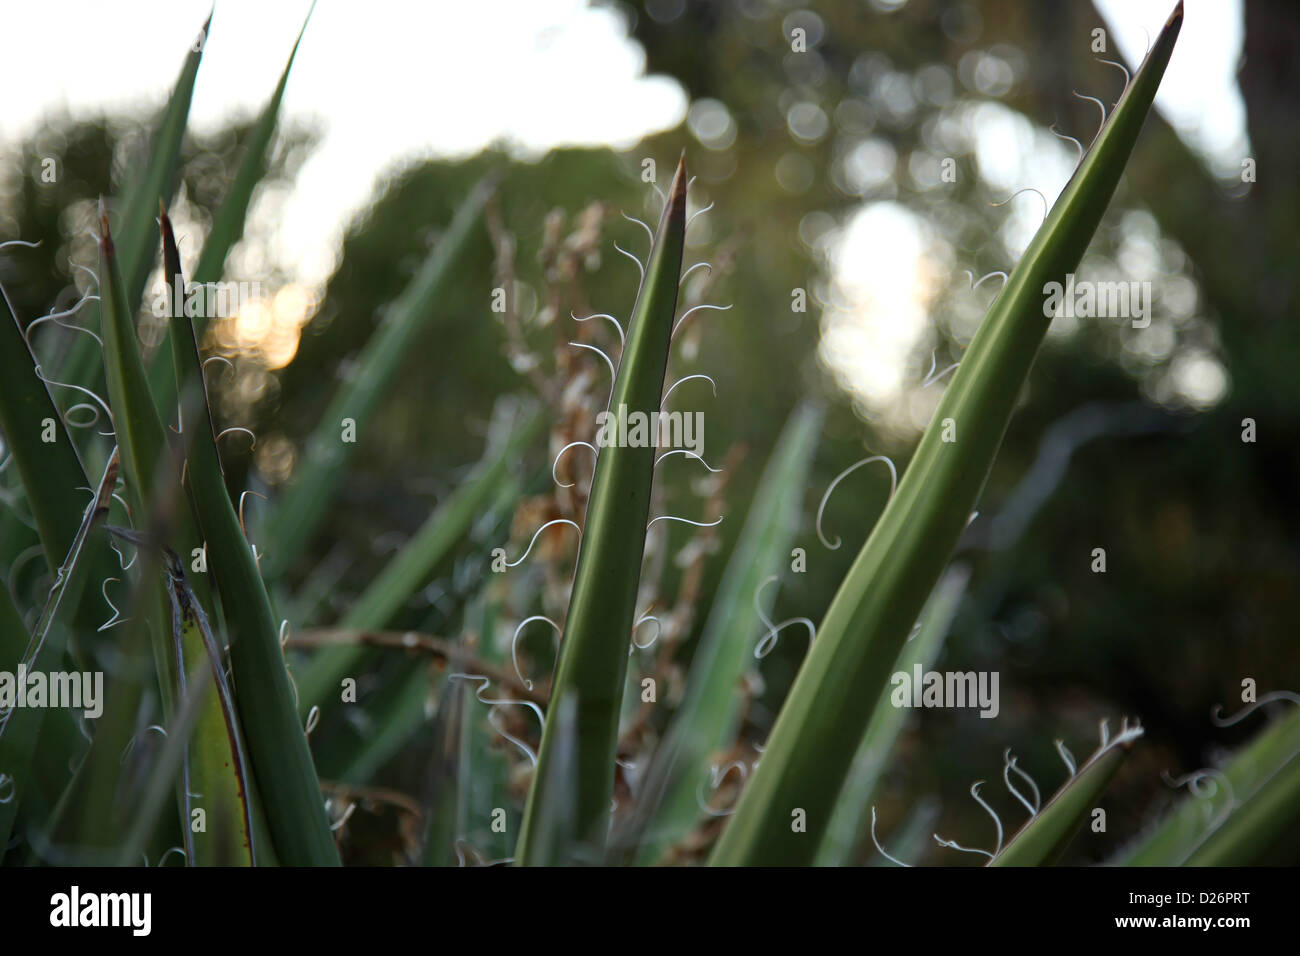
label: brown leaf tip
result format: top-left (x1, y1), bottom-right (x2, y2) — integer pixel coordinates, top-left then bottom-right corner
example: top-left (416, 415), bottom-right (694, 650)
top-left (668, 153), bottom-right (688, 221)
top-left (96, 196), bottom-right (113, 255)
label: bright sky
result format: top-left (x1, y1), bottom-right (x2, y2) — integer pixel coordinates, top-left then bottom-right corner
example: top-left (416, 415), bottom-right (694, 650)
top-left (1, 0), bottom-right (1250, 416)
top-left (0, 0), bottom-right (686, 285)
top-left (1095, 0), bottom-right (1249, 178)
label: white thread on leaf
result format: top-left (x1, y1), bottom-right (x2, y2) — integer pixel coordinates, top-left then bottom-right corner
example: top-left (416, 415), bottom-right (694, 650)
top-left (645, 513), bottom-right (723, 532)
top-left (816, 455), bottom-right (897, 550)
top-left (1055, 738), bottom-right (1077, 776)
top-left (679, 261), bottom-right (713, 287)
top-left (686, 201), bottom-right (714, 235)
top-left (621, 210), bottom-right (654, 247)
top-left (671, 302), bottom-right (731, 337)
top-left (922, 350), bottom-right (961, 388)
top-left (613, 240), bottom-right (645, 286)
top-left (511, 615), bottom-right (560, 690)
top-left (630, 612), bottom-right (661, 653)
top-left (569, 341), bottom-right (617, 404)
top-left (753, 574), bottom-right (815, 659)
top-left (448, 673), bottom-right (546, 767)
top-left (870, 806), bottom-right (913, 867)
top-left (990, 187), bottom-right (1048, 228)
top-left (1050, 125), bottom-right (1084, 164)
top-left (97, 577), bottom-right (126, 633)
top-left (1072, 90), bottom-right (1108, 140)
top-left (1211, 691), bottom-right (1300, 727)
top-left (661, 373), bottom-right (717, 407)
top-left (571, 311), bottom-right (625, 346)
top-left (654, 449), bottom-right (720, 474)
top-left (1095, 56), bottom-right (1131, 94)
top-left (552, 440), bottom-right (598, 489)
top-left (217, 426), bottom-right (256, 451)
top-left (1003, 750), bottom-right (1041, 817)
top-left (501, 518), bottom-right (581, 569)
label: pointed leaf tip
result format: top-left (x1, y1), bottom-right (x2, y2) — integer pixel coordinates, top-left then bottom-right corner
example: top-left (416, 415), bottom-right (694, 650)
top-left (668, 155), bottom-right (688, 219)
top-left (159, 207), bottom-right (181, 278)
top-left (96, 198), bottom-right (113, 253)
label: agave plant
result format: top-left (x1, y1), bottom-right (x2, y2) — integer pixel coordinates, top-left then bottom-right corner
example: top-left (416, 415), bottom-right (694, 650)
top-left (2, 0), bottom-right (1297, 869)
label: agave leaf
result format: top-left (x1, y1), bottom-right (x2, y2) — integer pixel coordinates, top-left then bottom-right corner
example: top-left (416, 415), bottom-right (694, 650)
top-left (113, 634), bottom-right (214, 867)
top-left (710, 2), bottom-right (1184, 866)
top-left (1117, 703), bottom-right (1300, 866)
top-left (46, 571), bottom-right (177, 863)
top-left (0, 580), bottom-right (81, 833)
top-left (259, 176), bottom-right (497, 581)
top-left (147, 3), bottom-right (315, 414)
top-left (989, 721), bottom-right (1142, 866)
top-left (516, 157), bottom-right (688, 865)
top-left (113, 553), bottom-right (267, 867)
top-left (624, 402), bottom-right (823, 864)
top-left (92, 206), bottom-right (266, 865)
top-left (163, 547), bottom-right (257, 866)
top-left (100, 204), bottom-right (213, 687)
top-left (0, 282), bottom-right (97, 574)
top-left (0, 448), bottom-right (116, 851)
top-left (817, 563), bottom-right (969, 865)
top-left (518, 695), bottom-right (580, 864)
top-left (161, 210), bottom-right (339, 864)
top-left (0, 270), bottom-right (121, 649)
top-left (60, 10), bottom-right (211, 393)
top-left (119, 11), bottom-right (211, 314)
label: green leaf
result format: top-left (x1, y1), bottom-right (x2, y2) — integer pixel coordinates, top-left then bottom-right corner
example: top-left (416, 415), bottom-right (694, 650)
top-left (990, 721), bottom-right (1142, 866)
top-left (623, 402), bottom-right (823, 864)
top-left (0, 580), bottom-right (87, 847)
top-left (516, 156), bottom-right (688, 865)
top-left (114, 550), bottom-right (269, 866)
top-left (0, 283), bottom-right (95, 575)
top-left (119, 11), bottom-right (211, 315)
top-left (259, 175), bottom-right (498, 580)
top-left (710, 2), bottom-right (1184, 866)
top-left (147, 3), bottom-right (315, 414)
top-left (97, 201), bottom-right (212, 685)
top-left (0, 449), bottom-right (116, 850)
top-left (160, 209), bottom-right (339, 865)
top-left (92, 207), bottom-right (262, 866)
top-left (1116, 702), bottom-right (1300, 866)
top-left (817, 563), bottom-right (969, 865)
top-left (59, 10), bottom-right (211, 393)
top-left (0, 257), bottom-right (120, 650)
top-left (165, 549), bottom-right (258, 866)
top-left (96, 202), bottom-right (177, 541)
